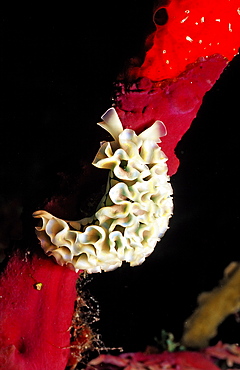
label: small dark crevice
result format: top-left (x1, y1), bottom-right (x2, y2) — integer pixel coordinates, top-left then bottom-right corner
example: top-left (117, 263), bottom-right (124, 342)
top-left (153, 7), bottom-right (169, 26)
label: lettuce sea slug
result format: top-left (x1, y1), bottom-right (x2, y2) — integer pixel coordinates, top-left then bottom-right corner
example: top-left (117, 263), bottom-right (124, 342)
top-left (33, 108), bottom-right (173, 273)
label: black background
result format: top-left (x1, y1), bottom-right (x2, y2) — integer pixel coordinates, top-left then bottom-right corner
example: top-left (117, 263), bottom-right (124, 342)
top-left (1, 4), bottom-right (240, 353)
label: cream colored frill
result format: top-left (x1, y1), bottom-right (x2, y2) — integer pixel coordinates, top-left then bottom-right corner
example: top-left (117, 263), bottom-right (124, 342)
top-left (33, 108), bottom-right (173, 273)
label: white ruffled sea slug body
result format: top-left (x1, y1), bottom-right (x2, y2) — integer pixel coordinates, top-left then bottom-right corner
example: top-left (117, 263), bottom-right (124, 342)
top-left (33, 108), bottom-right (173, 273)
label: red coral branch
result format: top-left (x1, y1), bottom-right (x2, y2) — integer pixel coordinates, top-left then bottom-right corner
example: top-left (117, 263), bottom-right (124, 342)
top-left (115, 0), bottom-right (240, 176)
top-left (0, 252), bottom-right (78, 370)
top-left (115, 54), bottom-right (228, 176)
top-left (130, 0), bottom-right (240, 81)
top-left (86, 351), bottom-right (221, 370)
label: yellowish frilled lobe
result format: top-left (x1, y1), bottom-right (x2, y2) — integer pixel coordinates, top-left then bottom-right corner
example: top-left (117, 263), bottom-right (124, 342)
top-left (33, 108), bottom-right (173, 273)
